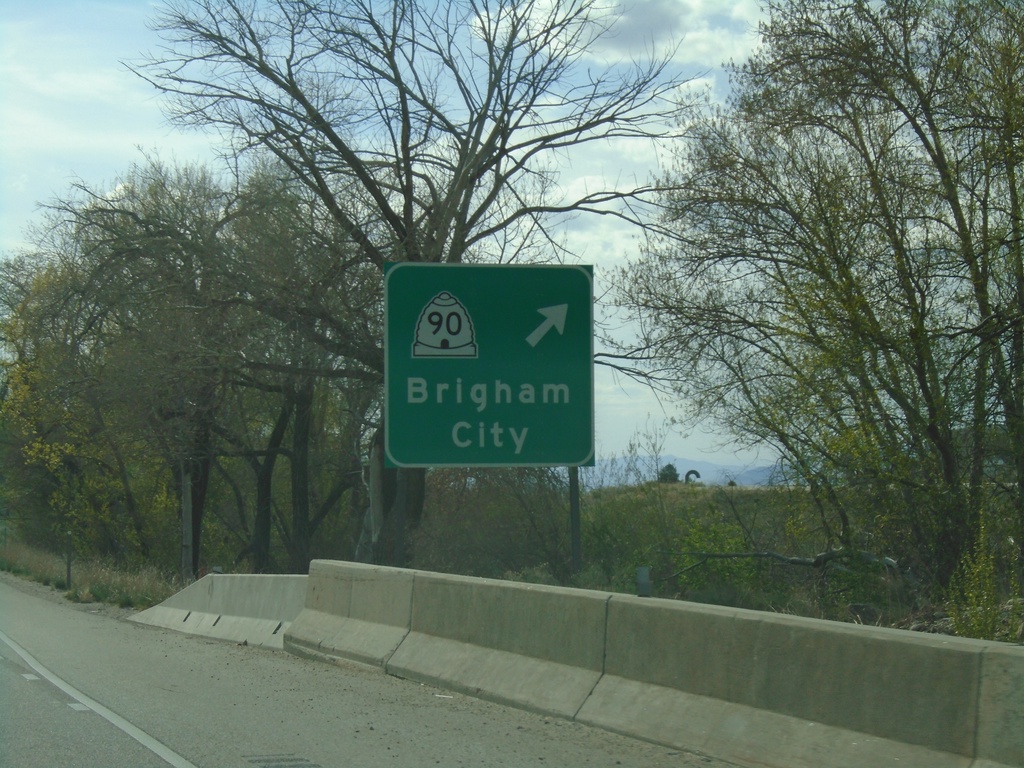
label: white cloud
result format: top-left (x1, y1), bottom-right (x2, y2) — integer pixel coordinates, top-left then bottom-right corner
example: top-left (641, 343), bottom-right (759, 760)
top-left (587, 0), bottom-right (762, 68)
top-left (0, 1), bottom-right (220, 251)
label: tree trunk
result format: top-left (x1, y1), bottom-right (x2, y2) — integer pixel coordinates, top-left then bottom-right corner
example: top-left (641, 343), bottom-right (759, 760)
top-left (188, 452), bottom-right (211, 578)
top-left (251, 402), bottom-right (293, 572)
top-left (288, 378), bottom-right (314, 574)
top-left (355, 428), bottom-right (426, 566)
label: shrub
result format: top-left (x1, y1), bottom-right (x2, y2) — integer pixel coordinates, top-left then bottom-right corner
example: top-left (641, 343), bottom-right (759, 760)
top-left (948, 514), bottom-right (1006, 641)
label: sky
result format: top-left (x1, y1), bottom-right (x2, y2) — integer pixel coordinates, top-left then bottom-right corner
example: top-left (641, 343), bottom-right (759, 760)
top-left (0, 0), bottom-right (769, 471)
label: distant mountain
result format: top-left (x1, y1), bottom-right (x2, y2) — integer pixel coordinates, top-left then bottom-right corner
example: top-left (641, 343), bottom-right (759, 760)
top-left (587, 455), bottom-right (776, 487)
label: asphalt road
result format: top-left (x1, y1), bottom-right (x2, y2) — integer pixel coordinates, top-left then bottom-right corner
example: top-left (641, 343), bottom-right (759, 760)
top-left (0, 572), bottom-right (735, 768)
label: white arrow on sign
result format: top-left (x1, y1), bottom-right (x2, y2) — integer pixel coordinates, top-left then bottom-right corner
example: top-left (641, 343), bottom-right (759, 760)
top-left (526, 304), bottom-right (568, 347)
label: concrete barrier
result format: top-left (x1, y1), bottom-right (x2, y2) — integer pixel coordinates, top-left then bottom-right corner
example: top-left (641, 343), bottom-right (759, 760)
top-left (286, 564), bottom-right (608, 717)
top-left (386, 570), bottom-right (609, 717)
top-left (284, 561), bottom-right (413, 667)
top-left (577, 595), bottom-right (992, 767)
top-left (977, 644), bottom-right (1024, 768)
top-left (283, 561), bottom-right (1024, 768)
top-left (131, 574), bottom-right (307, 649)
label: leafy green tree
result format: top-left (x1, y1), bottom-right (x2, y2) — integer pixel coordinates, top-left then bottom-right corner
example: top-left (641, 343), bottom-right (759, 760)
top-left (0, 160), bottom-right (375, 575)
top-left (0, 163), bottom-right (246, 571)
top-left (658, 463), bottom-right (679, 483)
top-left (0, 233), bottom-right (173, 561)
top-left (619, 0), bottom-right (1024, 590)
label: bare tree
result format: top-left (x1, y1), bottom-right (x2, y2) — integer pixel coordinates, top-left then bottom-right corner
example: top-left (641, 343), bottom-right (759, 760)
top-left (136, 0), bottom-right (692, 563)
top-left (139, 0), bottom-right (683, 266)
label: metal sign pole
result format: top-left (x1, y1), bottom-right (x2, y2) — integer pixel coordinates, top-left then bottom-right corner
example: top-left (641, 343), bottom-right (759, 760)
top-left (569, 465), bottom-right (581, 575)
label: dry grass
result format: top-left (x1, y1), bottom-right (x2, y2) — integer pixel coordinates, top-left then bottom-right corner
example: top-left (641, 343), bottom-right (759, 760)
top-left (0, 540), bottom-right (178, 609)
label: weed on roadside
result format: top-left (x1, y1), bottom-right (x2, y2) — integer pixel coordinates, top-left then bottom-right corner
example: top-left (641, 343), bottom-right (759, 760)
top-left (0, 540), bottom-right (177, 610)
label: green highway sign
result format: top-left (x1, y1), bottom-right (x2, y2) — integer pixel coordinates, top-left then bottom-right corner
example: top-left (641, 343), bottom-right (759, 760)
top-left (384, 263), bottom-right (594, 467)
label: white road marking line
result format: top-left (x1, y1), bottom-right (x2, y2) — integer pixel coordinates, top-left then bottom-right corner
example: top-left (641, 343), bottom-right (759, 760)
top-left (0, 629), bottom-right (199, 768)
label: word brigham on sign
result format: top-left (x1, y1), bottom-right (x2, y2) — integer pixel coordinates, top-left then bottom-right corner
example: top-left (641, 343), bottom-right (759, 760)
top-left (405, 377), bottom-right (571, 412)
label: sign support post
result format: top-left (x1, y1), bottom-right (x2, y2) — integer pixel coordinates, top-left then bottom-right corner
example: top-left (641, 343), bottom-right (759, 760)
top-left (385, 263), bottom-right (594, 573)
